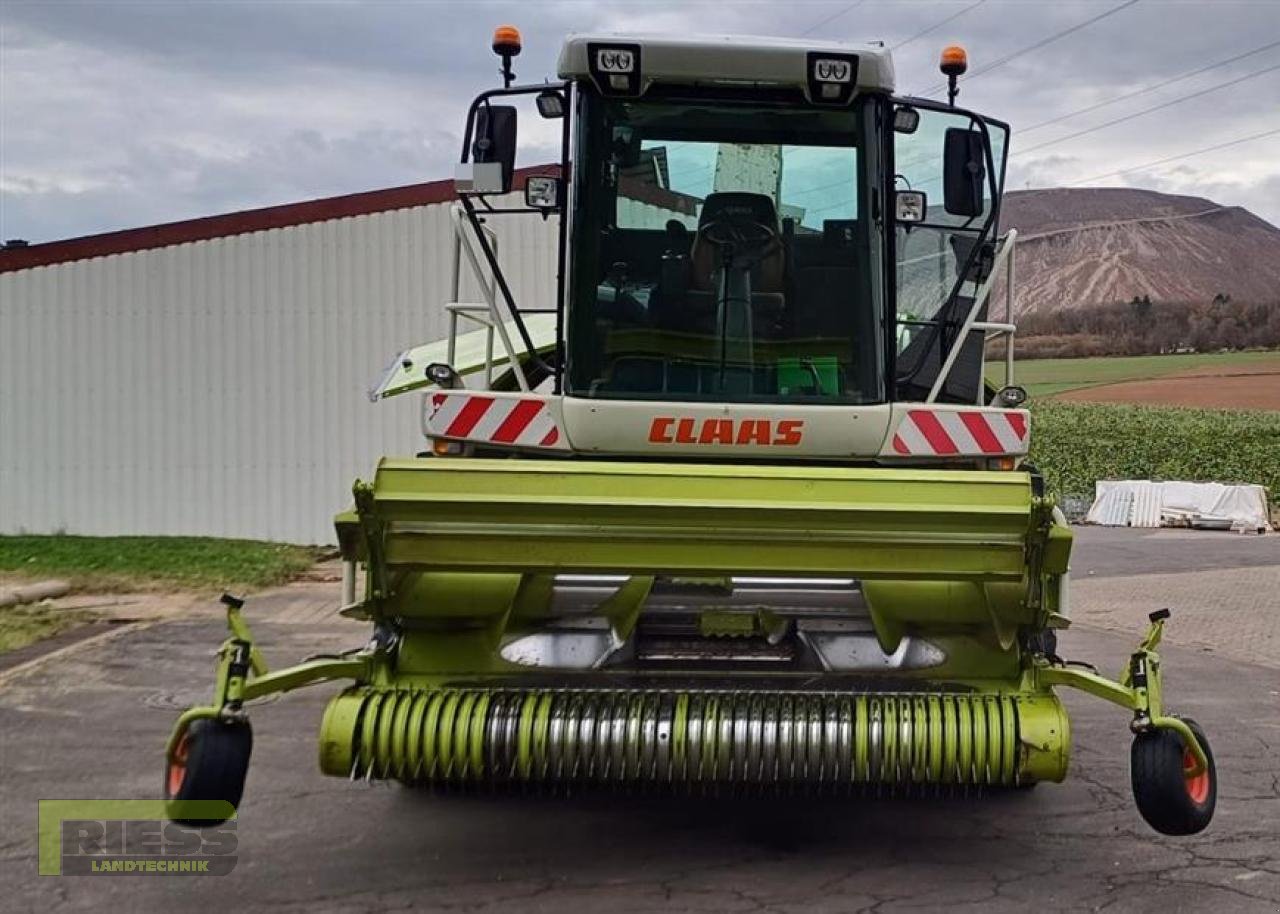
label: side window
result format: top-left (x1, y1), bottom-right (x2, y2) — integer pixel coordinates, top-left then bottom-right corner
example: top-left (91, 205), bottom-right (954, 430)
top-left (893, 107), bottom-right (1004, 402)
top-left (893, 108), bottom-right (997, 328)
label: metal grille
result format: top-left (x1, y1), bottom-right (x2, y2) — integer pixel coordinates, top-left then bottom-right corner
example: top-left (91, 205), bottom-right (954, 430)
top-left (344, 688), bottom-right (1025, 789)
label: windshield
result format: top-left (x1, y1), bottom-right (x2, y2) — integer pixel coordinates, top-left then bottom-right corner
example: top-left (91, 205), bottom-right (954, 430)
top-left (567, 89), bottom-right (884, 404)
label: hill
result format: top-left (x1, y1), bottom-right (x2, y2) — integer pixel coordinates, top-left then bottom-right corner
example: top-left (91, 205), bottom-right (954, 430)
top-left (997, 187), bottom-right (1280, 315)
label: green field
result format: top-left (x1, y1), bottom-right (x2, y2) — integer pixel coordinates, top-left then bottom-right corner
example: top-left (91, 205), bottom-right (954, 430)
top-left (1030, 401), bottom-right (1280, 502)
top-left (0, 536), bottom-right (320, 593)
top-left (991, 350), bottom-right (1280, 398)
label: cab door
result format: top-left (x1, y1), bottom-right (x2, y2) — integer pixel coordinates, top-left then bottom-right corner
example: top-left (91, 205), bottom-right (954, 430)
top-left (890, 103), bottom-right (1008, 403)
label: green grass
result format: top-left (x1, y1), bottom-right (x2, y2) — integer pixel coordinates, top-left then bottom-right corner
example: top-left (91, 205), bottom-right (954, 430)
top-left (0, 536), bottom-right (321, 593)
top-left (0, 604), bottom-right (95, 654)
top-left (993, 350), bottom-right (1280, 397)
top-left (1029, 401), bottom-right (1280, 502)
top-left (1019, 382), bottom-right (1090, 398)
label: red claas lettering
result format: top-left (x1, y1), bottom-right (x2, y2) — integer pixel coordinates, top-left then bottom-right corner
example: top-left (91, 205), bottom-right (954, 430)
top-left (647, 417), bottom-right (804, 446)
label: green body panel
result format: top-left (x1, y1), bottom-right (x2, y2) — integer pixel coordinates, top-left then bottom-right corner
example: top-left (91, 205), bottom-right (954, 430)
top-left (357, 457), bottom-right (1043, 582)
top-left (338, 457), bottom-right (1064, 687)
top-left (386, 628), bottom-right (1022, 684)
top-left (389, 572), bottom-right (522, 620)
top-left (861, 580), bottom-right (1031, 653)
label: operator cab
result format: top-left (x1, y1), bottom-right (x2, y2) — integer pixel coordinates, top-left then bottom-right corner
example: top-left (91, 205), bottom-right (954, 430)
top-left (432, 31), bottom-right (1013, 457)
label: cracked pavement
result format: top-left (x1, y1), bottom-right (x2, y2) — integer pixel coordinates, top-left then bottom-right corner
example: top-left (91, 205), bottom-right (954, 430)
top-left (1, 529), bottom-right (1277, 912)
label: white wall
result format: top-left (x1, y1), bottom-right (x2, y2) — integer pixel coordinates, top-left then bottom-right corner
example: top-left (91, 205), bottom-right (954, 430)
top-left (0, 195), bottom-right (558, 543)
top-left (617, 196), bottom-right (699, 231)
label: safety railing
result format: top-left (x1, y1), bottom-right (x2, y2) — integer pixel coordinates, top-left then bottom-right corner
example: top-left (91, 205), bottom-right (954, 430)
top-left (924, 229), bottom-right (1018, 405)
top-left (445, 204), bottom-right (532, 391)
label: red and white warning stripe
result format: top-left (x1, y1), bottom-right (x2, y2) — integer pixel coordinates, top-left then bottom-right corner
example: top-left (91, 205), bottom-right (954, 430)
top-left (427, 392), bottom-right (567, 450)
top-left (889, 408), bottom-right (1028, 457)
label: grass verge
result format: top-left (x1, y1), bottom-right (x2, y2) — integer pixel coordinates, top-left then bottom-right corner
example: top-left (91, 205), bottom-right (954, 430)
top-left (0, 536), bottom-right (322, 594)
top-left (1029, 401), bottom-right (1280, 502)
top-left (0, 604), bottom-right (96, 654)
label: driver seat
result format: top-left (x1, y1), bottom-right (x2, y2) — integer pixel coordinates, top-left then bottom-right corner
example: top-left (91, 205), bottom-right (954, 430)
top-left (689, 192), bottom-right (787, 293)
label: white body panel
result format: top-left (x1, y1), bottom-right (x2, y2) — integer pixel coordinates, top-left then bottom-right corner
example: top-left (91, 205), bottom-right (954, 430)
top-left (426, 390), bottom-right (570, 452)
top-left (557, 33), bottom-right (895, 95)
top-left (882, 404), bottom-right (1030, 457)
top-left (560, 397), bottom-right (894, 457)
top-left (424, 390), bottom-right (1032, 461)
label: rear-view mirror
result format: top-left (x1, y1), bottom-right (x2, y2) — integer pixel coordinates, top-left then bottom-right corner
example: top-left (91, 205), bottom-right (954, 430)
top-left (943, 127), bottom-right (986, 217)
top-left (472, 105), bottom-right (518, 193)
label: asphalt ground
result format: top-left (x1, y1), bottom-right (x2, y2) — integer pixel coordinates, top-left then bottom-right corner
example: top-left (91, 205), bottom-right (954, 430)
top-left (2, 529), bottom-right (1278, 913)
top-left (1071, 527), bottom-right (1280, 578)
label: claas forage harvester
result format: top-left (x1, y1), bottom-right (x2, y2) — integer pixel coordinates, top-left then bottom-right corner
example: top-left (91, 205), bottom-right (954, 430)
top-left (165, 29), bottom-right (1216, 836)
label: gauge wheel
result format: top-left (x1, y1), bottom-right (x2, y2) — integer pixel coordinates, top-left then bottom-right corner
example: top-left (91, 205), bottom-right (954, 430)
top-left (1131, 717), bottom-right (1215, 835)
top-left (165, 718), bottom-right (252, 826)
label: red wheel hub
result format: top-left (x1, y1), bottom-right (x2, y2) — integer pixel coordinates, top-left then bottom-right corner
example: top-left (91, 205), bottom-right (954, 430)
top-left (167, 731), bottom-right (191, 798)
top-left (1183, 747), bottom-right (1210, 804)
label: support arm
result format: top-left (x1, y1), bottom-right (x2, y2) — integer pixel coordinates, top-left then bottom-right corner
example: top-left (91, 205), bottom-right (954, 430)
top-left (165, 597), bottom-right (373, 763)
top-left (1036, 609), bottom-right (1208, 775)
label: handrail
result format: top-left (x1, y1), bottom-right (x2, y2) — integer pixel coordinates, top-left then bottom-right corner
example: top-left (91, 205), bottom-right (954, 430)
top-left (925, 229), bottom-right (1018, 404)
top-left (446, 204), bottom-right (530, 391)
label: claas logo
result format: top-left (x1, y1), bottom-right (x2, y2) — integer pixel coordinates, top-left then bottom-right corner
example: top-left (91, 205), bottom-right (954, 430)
top-left (648, 417), bottom-right (804, 446)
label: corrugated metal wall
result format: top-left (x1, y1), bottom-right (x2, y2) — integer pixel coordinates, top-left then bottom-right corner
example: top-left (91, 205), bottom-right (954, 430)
top-left (0, 194), bottom-right (558, 543)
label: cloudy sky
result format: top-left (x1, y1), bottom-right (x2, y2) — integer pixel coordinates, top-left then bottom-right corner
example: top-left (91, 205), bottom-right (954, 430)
top-left (2, 0), bottom-right (1278, 243)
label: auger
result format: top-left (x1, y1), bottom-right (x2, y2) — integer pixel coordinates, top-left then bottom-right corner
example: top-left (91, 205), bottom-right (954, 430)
top-left (166, 30), bottom-right (1216, 836)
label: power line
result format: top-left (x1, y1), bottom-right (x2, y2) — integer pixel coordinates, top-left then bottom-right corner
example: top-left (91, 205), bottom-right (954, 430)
top-left (917, 0), bottom-right (1142, 97)
top-left (1014, 61), bottom-right (1280, 157)
top-left (1020, 39), bottom-right (1280, 135)
top-left (892, 0), bottom-right (988, 51)
top-left (799, 0), bottom-right (868, 37)
top-left (1069, 126), bottom-right (1280, 184)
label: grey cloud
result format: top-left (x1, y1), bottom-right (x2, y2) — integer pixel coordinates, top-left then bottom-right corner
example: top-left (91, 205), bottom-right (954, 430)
top-left (2, 0), bottom-right (1278, 242)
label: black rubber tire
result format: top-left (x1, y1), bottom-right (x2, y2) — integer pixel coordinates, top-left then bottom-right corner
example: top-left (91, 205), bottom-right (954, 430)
top-left (1131, 717), bottom-right (1215, 836)
top-left (165, 719), bottom-right (252, 826)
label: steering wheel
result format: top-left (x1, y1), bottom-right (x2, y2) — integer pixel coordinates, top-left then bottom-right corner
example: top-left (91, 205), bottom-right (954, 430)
top-left (699, 218), bottom-right (777, 250)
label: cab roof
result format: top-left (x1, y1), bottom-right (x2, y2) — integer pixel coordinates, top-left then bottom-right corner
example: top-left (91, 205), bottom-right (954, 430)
top-left (557, 33), bottom-right (895, 101)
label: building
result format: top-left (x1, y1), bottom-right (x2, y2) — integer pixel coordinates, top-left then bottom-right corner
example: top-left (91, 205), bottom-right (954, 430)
top-left (1, 171), bottom-right (565, 543)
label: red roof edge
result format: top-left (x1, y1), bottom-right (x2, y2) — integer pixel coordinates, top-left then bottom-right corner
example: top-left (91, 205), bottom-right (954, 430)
top-left (0, 164), bottom-right (561, 274)
top-left (618, 175), bottom-right (700, 216)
